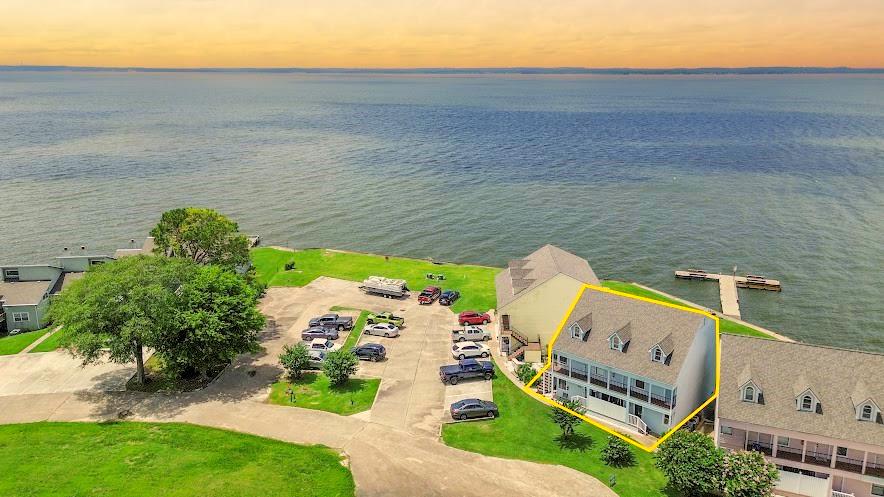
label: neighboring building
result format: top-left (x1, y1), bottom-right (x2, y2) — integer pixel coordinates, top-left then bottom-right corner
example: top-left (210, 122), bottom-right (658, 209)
top-left (0, 250), bottom-right (114, 332)
top-left (495, 244), bottom-right (599, 363)
top-left (716, 335), bottom-right (884, 497)
top-left (114, 237), bottom-right (156, 258)
top-left (549, 287), bottom-right (717, 437)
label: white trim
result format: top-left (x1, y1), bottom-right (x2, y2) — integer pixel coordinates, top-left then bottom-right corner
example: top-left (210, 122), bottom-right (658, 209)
top-left (570, 323), bottom-right (582, 339)
top-left (651, 345), bottom-right (665, 363)
top-left (11, 312), bottom-right (30, 323)
top-left (608, 333), bottom-right (623, 351)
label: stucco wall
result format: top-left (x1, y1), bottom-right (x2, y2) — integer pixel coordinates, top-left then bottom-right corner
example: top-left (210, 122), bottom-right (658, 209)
top-left (499, 273), bottom-right (583, 347)
top-left (55, 256), bottom-right (113, 272)
top-left (672, 317), bottom-right (716, 423)
top-left (3, 304), bottom-right (42, 331)
top-left (1, 265), bottom-right (61, 282)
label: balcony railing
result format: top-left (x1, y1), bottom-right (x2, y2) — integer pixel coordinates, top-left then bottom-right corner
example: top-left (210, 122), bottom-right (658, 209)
top-left (650, 393), bottom-right (673, 409)
top-left (775, 445), bottom-right (803, 463)
top-left (748, 441), bottom-right (773, 456)
top-left (865, 461), bottom-right (884, 478)
top-left (804, 450), bottom-right (832, 467)
top-left (629, 388), bottom-right (649, 402)
top-left (609, 381), bottom-right (627, 394)
top-left (832, 491), bottom-right (855, 497)
top-left (835, 456), bottom-right (864, 474)
top-left (571, 370), bottom-right (588, 382)
top-left (589, 374), bottom-right (607, 388)
top-left (553, 365), bottom-right (567, 375)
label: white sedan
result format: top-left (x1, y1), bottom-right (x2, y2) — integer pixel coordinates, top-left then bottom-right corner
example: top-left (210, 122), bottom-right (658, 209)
top-left (309, 338), bottom-right (342, 352)
top-left (451, 341), bottom-right (490, 360)
top-left (363, 322), bottom-right (400, 338)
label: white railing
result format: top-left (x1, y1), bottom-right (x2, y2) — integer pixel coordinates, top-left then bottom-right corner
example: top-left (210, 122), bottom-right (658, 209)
top-left (570, 395), bottom-right (588, 408)
top-left (832, 491), bottom-right (855, 497)
top-left (627, 414), bottom-right (648, 435)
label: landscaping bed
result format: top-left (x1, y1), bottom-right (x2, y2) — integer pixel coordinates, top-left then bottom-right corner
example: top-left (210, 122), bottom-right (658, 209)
top-left (0, 422), bottom-right (354, 497)
top-left (268, 372), bottom-right (380, 416)
top-left (125, 355), bottom-right (227, 393)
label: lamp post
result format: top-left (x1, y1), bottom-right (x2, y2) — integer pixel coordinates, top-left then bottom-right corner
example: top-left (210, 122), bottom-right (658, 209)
top-left (286, 387), bottom-right (294, 404)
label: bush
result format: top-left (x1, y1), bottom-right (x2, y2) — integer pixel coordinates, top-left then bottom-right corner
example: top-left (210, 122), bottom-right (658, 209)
top-left (549, 398), bottom-right (584, 437)
top-left (601, 435), bottom-right (634, 467)
top-left (656, 429), bottom-right (722, 497)
top-left (515, 363), bottom-right (536, 384)
top-left (322, 349), bottom-right (358, 387)
top-left (279, 343), bottom-right (310, 380)
top-left (721, 450), bottom-right (778, 497)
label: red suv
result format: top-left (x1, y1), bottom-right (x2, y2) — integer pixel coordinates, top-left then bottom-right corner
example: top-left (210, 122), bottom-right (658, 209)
top-left (458, 311), bottom-right (491, 326)
top-left (418, 286), bottom-right (442, 304)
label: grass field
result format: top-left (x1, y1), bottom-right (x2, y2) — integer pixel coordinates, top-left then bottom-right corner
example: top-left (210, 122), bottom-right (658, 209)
top-left (601, 281), bottom-right (773, 339)
top-left (0, 422), bottom-right (354, 497)
top-left (28, 327), bottom-right (68, 353)
top-left (251, 247), bottom-right (500, 313)
top-left (0, 328), bottom-right (50, 355)
top-left (442, 365), bottom-right (667, 497)
top-left (268, 372), bottom-right (380, 415)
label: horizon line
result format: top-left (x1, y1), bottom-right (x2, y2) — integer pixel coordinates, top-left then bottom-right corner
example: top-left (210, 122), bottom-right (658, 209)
top-left (2, 65), bottom-right (884, 75)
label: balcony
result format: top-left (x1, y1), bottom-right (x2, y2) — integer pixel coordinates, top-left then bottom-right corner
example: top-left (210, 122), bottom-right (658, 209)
top-left (775, 445), bottom-right (804, 463)
top-left (835, 456), bottom-right (864, 474)
top-left (553, 364), bottom-right (567, 375)
top-left (571, 370), bottom-right (588, 382)
top-left (748, 441), bottom-right (773, 456)
top-left (832, 491), bottom-right (855, 497)
top-left (589, 374), bottom-right (608, 388)
top-left (866, 461), bottom-right (884, 478)
top-left (650, 393), bottom-right (673, 409)
top-left (609, 381), bottom-right (627, 394)
top-left (804, 450), bottom-right (832, 468)
top-left (629, 388), bottom-right (649, 402)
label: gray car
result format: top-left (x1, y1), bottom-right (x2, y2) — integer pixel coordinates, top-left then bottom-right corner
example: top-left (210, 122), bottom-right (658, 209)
top-left (301, 326), bottom-right (339, 341)
top-left (450, 398), bottom-right (498, 420)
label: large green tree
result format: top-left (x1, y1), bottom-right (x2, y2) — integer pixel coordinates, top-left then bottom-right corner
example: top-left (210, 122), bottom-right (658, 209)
top-left (656, 429), bottom-right (723, 497)
top-left (150, 207), bottom-right (250, 268)
top-left (721, 450), bottom-right (779, 497)
top-left (159, 264), bottom-right (265, 380)
top-left (50, 255), bottom-right (187, 385)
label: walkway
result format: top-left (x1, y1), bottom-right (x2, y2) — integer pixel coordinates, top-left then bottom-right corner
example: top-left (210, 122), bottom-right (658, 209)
top-left (718, 275), bottom-right (741, 318)
top-left (0, 278), bottom-right (615, 497)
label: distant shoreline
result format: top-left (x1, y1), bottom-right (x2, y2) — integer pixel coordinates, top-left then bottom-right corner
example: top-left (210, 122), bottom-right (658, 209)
top-left (2, 65), bottom-right (884, 75)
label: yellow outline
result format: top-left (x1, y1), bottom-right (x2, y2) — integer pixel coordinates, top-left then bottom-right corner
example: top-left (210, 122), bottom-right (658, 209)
top-left (523, 283), bottom-right (721, 452)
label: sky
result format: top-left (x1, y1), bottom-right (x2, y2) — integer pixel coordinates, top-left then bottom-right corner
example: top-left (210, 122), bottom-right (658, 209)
top-left (2, 0), bottom-right (883, 68)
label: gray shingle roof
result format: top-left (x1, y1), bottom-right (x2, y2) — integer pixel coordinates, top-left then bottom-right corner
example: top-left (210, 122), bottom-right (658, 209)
top-left (495, 244), bottom-right (600, 309)
top-left (573, 312), bottom-right (593, 333)
top-left (0, 280), bottom-right (51, 306)
top-left (719, 335), bottom-right (884, 447)
top-left (553, 288), bottom-right (707, 385)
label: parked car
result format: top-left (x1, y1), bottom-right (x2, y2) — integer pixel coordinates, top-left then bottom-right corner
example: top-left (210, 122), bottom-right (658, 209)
top-left (450, 398), bottom-right (499, 420)
top-left (417, 286), bottom-right (442, 304)
top-left (366, 311), bottom-right (405, 327)
top-left (439, 358), bottom-right (494, 384)
top-left (439, 290), bottom-right (460, 306)
top-left (308, 313), bottom-right (354, 331)
top-left (458, 310), bottom-right (491, 326)
top-left (309, 338), bottom-right (342, 352)
top-left (353, 343), bottom-right (386, 362)
top-left (301, 326), bottom-right (339, 341)
top-left (451, 325), bottom-right (490, 342)
top-left (363, 322), bottom-right (400, 338)
top-left (451, 341), bottom-right (490, 360)
top-left (307, 350), bottom-right (327, 369)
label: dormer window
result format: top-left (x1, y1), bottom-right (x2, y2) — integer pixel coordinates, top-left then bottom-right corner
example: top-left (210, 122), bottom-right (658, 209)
top-left (741, 381), bottom-right (761, 403)
top-left (570, 324), bottom-right (582, 339)
top-left (744, 386), bottom-right (755, 402)
top-left (652, 347), bottom-right (664, 363)
top-left (609, 334), bottom-right (623, 351)
top-left (800, 395), bottom-right (813, 410)
top-left (859, 403), bottom-right (875, 421)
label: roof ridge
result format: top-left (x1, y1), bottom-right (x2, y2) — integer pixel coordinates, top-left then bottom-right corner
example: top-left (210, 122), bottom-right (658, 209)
top-left (724, 334), bottom-right (884, 357)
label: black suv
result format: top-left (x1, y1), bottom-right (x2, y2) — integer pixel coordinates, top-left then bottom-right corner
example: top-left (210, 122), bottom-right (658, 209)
top-left (439, 290), bottom-right (460, 306)
top-left (353, 343), bottom-right (386, 362)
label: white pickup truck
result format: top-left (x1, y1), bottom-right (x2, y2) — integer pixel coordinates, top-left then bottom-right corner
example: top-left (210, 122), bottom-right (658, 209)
top-left (451, 325), bottom-right (491, 342)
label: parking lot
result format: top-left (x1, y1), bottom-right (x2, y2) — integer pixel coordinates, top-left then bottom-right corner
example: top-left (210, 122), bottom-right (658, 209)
top-left (260, 277), bottom-right (493, 437)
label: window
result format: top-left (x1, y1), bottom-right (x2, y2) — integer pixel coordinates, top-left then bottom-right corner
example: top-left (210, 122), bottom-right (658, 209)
top-left (570, 324), bottom-right (582, 339)
top-left (663, 415), bottom-right (670, 425)
top-left (652, 347), bottom-right (664, 363)
top-left (558, 356), bottom-right (568, 367)
top-left (872, 485), bottom-right (884, 497)
top-left (556, 378), bottom-right (567, 390)
top-left (800, 395), bottom-right (813, 411)
top-left (634, 380), bottom-right (646, 390)
top-left (720, 425), bottom-right (734, 436)
top-left (837, 447), bottom-right (848, 457)
top-left (610, 335), bottom-right (622, 351)
top-left (861, 404), bottom-right (873, 421)
top-left (744, 386), bottom-right (755, 402)
top-left (12, 312), bottom-right (30, 323)
top-left (778, 437), bottom-right (790, 447)
top-left (3, 269), bottom-right (20, 281)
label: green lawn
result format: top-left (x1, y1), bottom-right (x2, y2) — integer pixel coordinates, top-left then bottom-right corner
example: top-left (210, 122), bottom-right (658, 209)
top-left (251, 247), bottom-right (500, 313)
top-left (442, 366), bottom-right (668, 497)
top-left (601, 280), bottom-right (774, 339)
top-left (0, 328), bottom-right (51, 355)
top-left (268, 372), bottom-right (380, 416)
top-left (341, 310), bottom-right (370, 351)
top-left (28, 327), bottom-right (68, 353)
top-left (0, 422), bottom-right (354, 497)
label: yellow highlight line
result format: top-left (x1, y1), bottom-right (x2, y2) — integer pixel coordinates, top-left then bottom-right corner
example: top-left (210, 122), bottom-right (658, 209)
top-left (523, 282), bottom-right (721, 452)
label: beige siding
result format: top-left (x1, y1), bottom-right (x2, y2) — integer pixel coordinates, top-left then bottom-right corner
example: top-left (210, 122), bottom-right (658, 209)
top-left (499, 273), bottom-right (584, 347)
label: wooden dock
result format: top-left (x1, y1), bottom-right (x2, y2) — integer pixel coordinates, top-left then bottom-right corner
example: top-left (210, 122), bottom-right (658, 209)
top-left (674, 269), bottom-right (781, 319)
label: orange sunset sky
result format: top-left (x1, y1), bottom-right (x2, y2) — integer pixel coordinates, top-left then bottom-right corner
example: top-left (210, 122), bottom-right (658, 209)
top-left (2, 0), bottom-right (883, 68)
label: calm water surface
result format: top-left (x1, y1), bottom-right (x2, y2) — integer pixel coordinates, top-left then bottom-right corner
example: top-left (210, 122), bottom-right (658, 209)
top-left (1, 72), bottom-right (882, 351)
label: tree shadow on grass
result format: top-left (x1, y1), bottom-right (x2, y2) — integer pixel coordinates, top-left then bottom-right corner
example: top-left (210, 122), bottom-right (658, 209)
top-left (554, 432), bottom-right (595, 452)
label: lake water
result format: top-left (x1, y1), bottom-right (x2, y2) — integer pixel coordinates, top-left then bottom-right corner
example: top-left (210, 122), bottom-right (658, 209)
top-left (1, 72), bottom-right (882, 351)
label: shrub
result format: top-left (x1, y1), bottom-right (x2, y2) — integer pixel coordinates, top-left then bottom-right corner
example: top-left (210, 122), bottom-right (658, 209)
top-left (549, 398), bottom-right (584, 437)
top-left (515, 363), bottom-right (536, 384)
top-left (279, 343), bottom-right (311, 380)
top-left (601, 435), bottom-right (634, 467)
top-left (721, 450), bottom-right (778, 497)
top-left (656, 429), bottom-right (722, 497)
top-left (322, 349), bottom-right (358, 387)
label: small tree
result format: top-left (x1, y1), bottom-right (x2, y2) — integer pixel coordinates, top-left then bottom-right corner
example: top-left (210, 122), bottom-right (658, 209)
top-left (601, 435), bottom-right (635, 467)
top-left (280, 343), bottom-right (311, 380)
top-left (656, 429), bottom-right (723, 497)
top-left (150, 207), bottom-right (250, 268)
top-left (322, 350), bottom-right (358, 387)
top-left (515, 363), bottom-right (536, 384)
top-left (721, 450), bottom-right (778, 497)
top-left (549, 398), bottom-right (584, 437)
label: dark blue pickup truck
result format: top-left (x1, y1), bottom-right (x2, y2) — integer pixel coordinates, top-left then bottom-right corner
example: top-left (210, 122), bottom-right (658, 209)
top-left (439, 359), bottom-right (494, 384)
